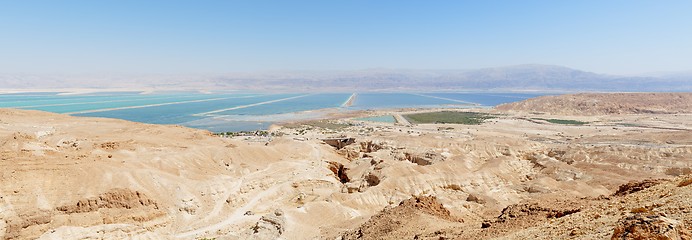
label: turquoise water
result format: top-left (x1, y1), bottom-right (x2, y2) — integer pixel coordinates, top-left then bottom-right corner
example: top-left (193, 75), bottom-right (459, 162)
top-left (352, 93), bottom-right (457, 109)
top-left (355, 115), bottom-right (396, 123)
top-left (20, 94), bottom-right (240, 113)
top-left (0, 92), bottom-right (542, 131)
top-left (0, 94), bottom-right (152, 108)
top-left (76, 93), bottom-right (296, 124)
top-left (423, 92), bottom-right (545, 106)
top-left (214, 93), bottom-right (351, 115)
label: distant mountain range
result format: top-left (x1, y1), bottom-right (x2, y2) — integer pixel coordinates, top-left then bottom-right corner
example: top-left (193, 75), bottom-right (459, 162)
top-left (1, 64), bottom-right (690, 92)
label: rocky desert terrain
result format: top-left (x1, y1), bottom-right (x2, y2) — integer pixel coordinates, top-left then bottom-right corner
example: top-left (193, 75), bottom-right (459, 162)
top-left (1, 93), bottom-right (691, 239)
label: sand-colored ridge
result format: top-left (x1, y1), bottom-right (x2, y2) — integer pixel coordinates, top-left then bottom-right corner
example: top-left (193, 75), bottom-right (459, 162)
top-left (496, 92), bottom-right (692, 115)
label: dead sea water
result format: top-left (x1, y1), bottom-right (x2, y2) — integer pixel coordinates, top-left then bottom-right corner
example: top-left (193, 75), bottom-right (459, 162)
top-left (0, 91), bottom-right (544, 132)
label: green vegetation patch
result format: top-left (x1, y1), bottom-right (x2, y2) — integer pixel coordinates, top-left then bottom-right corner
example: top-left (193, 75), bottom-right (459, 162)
top-left (403, 111), bottom-right (495, 125)
top-left (214, 130), bottom-right (273, 137)
top-left (282, 120), bottom-right (351, 130)
top-left (533, 118), bottom-right (589, 125)
top-left (355, 115), bottom-right (396, 123)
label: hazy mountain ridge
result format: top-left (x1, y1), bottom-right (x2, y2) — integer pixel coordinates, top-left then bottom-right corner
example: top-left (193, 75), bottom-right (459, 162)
top-left (1, 65), bottom-right (690, 92)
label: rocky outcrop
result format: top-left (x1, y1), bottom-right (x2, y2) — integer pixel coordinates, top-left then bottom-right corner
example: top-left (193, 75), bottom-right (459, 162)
top-left (337, 140), bottom-right (445, 166)
top-left (679, 178), bottom-right (692, 187)
top-left (327, 161), bottom-right (350, 183)
top-left (613, 179), bottom-right (665, 196)
top-left (55, 188), bottom-right (159, 213)
top-left (466, 194), bottom-right (486, 204)
top-left (359, 141), bottom-right (387, 153)
top-left (397, 151), bottom-right (445, 166)
top-left (496, 203), bottom-right (580, 222)
top-left (3, 211), bottom-right (52, 240)
top-left (3, 189), bottom-right (162, 240)
top-left (250, 209), bottom-right (286, 239)
top-left (341, 160), bottom-right (385, 193)
top-left (337, 140), bottom-right (389, 160)
top-left (322, 138), bottom-right (355, 150)
top-left (612, 213), bottom-right (690, 240)
top-left (341, 196), bottom-right (461, 240)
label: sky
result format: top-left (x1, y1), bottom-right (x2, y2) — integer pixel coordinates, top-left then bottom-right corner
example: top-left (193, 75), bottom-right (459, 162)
top-left (1, 0), bottom-right (691, 75)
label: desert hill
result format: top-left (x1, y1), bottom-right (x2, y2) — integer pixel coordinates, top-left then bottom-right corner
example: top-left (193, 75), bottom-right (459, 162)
top-left (496, 92), bottom-right (692, 115)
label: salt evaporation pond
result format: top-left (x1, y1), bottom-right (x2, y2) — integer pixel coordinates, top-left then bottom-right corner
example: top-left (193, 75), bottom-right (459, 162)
top-left (0, 92), bottom-right (546, 132)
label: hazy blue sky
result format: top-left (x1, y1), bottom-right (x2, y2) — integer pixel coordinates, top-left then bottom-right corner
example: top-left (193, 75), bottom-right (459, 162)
top-left (1, 1), bottom-right (691, 75)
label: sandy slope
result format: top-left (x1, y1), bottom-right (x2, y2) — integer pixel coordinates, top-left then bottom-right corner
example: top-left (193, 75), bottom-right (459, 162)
top-left (1, 92), bottom-right (691, 239)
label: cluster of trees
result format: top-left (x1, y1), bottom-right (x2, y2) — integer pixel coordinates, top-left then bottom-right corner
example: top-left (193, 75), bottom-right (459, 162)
top-left (215, 130), bottom-right (280, 137)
